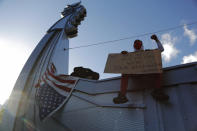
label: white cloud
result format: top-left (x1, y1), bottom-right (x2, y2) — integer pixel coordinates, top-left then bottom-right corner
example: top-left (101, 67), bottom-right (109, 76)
top-left (181, 51), bottom-right (197, 64)
top-left (183, 24), bottom-right (197, 45)
top-left (161, 33), bottom-right (180, 62)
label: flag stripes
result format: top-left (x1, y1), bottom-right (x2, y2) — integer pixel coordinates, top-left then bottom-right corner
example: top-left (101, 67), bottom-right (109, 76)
top-left (35, 63), bottom-right (79, 121)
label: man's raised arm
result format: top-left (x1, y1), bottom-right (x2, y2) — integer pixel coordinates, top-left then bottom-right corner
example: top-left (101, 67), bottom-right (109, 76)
top-left (151, 34), bottom-right (164, 52)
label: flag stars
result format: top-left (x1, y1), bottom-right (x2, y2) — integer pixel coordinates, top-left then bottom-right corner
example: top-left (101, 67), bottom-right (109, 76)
top-left (36, 74), bottom-right (76, 121)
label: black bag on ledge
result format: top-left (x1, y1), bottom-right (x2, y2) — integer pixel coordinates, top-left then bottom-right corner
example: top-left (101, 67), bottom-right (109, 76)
top-left (70, 67), bottom-right (100, 80)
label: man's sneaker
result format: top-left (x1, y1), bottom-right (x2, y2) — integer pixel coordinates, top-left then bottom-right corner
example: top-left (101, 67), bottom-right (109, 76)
top-left (151, 89), bottom-right (169, 101)
top-left (113, 93), bottom-right (128, 104)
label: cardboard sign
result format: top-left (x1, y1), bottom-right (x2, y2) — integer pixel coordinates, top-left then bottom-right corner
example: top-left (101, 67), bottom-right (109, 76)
top-left (104, 49), bottom-right (162, 74)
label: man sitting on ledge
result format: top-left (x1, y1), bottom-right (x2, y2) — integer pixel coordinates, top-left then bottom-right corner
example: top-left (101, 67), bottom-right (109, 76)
top-left (113, 34), bottom-right (169, 104)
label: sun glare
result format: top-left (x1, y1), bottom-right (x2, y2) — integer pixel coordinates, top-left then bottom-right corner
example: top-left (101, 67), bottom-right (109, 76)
top-left (0, 38), bottom-right (31, 105)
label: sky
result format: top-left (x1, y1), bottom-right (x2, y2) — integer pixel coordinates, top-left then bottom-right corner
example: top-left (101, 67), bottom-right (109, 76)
top-left (0, 0), bottom-right (197, 104)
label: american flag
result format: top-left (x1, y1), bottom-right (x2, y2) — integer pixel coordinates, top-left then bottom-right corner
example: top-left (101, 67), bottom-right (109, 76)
top-left (35, 63), bottom-right (79, 121)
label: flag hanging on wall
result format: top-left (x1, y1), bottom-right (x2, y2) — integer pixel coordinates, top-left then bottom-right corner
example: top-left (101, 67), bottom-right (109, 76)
top-left (35, 63), bottom-right (79, 121)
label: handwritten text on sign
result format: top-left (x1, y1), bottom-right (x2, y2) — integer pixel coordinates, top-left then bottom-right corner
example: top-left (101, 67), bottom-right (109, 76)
top-left (104, 49), bottom-right (162, 74)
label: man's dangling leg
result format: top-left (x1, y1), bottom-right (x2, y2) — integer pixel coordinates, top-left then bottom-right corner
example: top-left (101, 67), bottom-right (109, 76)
top-left (151, 73), bottom-right (169, 101)
top-left (113, 74), bottom-right (129, 104)
top-left (120, 74), bottom-right (129, 96)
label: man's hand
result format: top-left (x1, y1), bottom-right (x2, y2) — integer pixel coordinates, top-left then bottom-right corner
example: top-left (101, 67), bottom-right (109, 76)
top-left (145, 49), bottom-right (151, 51)
top-left (151, 34), bottom-right (158, 41)
top-left (121, 51), bottom-right (128, 54)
